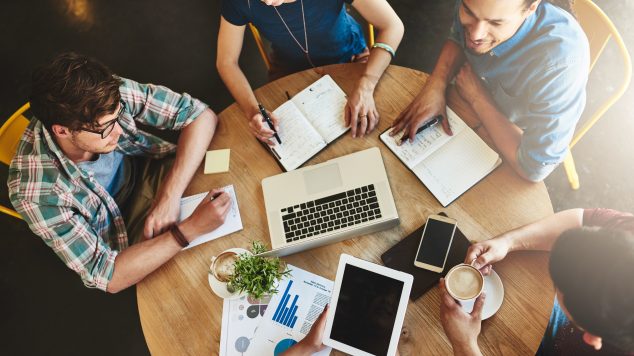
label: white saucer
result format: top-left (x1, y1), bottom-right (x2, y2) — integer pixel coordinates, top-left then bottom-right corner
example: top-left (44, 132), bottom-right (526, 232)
top-left (208, 247), bottom-right (250, 300)
top-left (459, 269), bottom-right (504, 320)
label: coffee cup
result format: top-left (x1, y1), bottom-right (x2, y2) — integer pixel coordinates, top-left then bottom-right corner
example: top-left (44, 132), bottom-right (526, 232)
top-left (210, 250), bottom-right (239, 282)
top-left (445, 260), bottom-right (484, 301)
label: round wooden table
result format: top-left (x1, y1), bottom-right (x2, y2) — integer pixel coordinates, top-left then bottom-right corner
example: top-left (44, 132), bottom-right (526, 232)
top-left (137, 64), bottom-right (554, 356)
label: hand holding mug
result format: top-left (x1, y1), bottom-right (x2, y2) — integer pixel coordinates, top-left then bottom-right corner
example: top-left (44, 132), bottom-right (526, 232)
top-left (464, 237), bottom-right (512, 276)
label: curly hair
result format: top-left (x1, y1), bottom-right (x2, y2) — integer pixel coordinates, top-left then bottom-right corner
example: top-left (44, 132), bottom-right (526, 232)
top-left (30, 52), bottom-right (122, 132)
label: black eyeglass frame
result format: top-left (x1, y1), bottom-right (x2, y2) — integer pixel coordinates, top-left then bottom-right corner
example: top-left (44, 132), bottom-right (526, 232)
top-left (78, 101), bottom-right (125, 139)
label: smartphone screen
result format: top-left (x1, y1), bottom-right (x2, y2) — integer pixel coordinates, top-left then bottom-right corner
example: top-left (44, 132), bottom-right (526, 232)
top-left (415, 218), bottom-right (456, 268)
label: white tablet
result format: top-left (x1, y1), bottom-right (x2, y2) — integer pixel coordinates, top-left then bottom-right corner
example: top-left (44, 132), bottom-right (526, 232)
top-left (323, 254), bottom-right (413, 356)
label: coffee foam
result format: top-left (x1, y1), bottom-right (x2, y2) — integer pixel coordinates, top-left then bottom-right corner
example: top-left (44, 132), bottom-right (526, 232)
top-left (447, 266), bottom-right (483, 299)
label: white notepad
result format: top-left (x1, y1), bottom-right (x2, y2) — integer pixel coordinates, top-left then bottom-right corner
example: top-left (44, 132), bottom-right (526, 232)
top-left (178, 185), bottom-right (243, 249)
top-left (268, 75), bottom-right (349, 171)
top-left (380, 108), bottom-right (501, 207)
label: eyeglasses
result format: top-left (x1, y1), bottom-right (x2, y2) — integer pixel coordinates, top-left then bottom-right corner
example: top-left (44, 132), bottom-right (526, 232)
top-left (79, 101), bottom-right (125, 139)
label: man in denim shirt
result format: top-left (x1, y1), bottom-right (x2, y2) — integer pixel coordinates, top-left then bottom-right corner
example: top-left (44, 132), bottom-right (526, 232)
top-left (392, 0), bottom-right (589, 182)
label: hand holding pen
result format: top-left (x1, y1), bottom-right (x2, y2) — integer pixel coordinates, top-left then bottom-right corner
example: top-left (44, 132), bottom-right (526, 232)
top-left (249, 104), bottom-right (281, 145)
top-left (399, 114), bottom-right (444, 145)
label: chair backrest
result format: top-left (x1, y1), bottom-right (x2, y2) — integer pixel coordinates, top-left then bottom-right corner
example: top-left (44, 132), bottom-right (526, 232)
top-left (0, 103), bottom-right (30, 220)
top-left (0, 103), bottom-right (30, 165)
top-left (570, 0), bottom-right (632, 148)
top-left (249, 23), bottom-right (272, 71)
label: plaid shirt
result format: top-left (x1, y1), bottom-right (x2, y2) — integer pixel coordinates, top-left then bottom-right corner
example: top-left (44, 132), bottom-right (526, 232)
top-left (7, 77), bottom-right (208, 291)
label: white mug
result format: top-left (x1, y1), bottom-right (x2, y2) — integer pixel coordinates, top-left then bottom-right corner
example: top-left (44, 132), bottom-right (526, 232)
top-left (445, 260), bottom-right (484, 302)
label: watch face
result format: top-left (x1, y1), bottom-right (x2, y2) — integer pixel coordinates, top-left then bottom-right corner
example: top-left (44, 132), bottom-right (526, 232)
top-left (213, 252), bottom-right (239, 282)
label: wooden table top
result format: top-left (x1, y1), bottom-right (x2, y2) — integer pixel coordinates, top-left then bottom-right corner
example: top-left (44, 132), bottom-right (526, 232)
top-left (137, 64), bottom-right (554, 356)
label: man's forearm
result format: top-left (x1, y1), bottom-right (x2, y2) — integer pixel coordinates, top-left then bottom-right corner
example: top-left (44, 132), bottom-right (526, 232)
top-left (428, 41), bottom-right (465, 90)
top-left (504, 208), bottom-right (584, 252)
top-left (156, 108), bottom-right (217, 201)
top-left (107, 219), bottom-right (203, 293)
top-left (107, 229), bottom-right (183, 293)
top-left (218, 62), bottom-right (260, 119)
top-left (469, 97), bottom-right (527, 179)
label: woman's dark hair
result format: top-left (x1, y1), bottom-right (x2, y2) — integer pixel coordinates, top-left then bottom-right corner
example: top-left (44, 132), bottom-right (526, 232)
top-left (30, 52), bottom-right (122, 132)
top-left (549, 227), bottom-right (634, 352)
top-left (524, 0), bottom-right (575, 15)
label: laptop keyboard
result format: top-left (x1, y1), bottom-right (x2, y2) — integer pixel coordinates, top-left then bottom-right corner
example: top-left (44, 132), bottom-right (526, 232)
top-left (280, 184), bottom-right (382, 243)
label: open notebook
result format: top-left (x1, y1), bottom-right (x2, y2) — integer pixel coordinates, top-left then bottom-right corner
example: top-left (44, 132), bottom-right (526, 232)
top-left (380, 108), bottom-right (501, 207)
top-left (267, 75), bottom-right (349, 171)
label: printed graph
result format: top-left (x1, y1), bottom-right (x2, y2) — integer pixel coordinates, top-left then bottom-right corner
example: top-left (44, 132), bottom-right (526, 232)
top-left (271, 280), bottom-right (300, 328)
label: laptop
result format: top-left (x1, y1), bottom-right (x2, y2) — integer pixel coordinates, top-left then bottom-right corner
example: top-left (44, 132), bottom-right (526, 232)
top-left (259, 147), bottom-right (399, 257)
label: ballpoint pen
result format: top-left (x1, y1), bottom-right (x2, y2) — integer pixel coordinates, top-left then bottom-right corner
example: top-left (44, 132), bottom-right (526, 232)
top-left (258, 103), bottom-right (282, 144)
top-left (400, 115), bottom-right (444, 144)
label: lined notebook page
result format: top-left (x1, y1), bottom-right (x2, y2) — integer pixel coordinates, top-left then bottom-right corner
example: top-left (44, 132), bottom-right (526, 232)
top-left (291, 75), bottom-right (348, 143)
top-left (412, 127), bottom-right (500, 207)
top-left (380, 108), bottom-right (468, 168)
top-left (271, 101), bottom-right (326, 171)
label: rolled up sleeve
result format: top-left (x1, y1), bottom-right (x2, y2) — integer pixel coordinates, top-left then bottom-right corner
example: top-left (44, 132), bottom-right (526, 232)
top-left (16, 199), bottom-right (118, 291)
top-left (119, 77), bottom-right (208, 131)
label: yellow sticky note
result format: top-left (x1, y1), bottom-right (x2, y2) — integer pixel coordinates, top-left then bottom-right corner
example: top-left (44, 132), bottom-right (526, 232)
top-left (204, 149), bottom-right (230, 174)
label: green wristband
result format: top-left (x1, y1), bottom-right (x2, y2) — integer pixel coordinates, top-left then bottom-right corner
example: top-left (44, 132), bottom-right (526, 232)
top-left (372, 42), bottom-right (396, 58)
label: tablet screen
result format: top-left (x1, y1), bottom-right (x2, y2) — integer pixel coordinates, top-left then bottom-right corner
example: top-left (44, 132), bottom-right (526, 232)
top-left (330, 264), bottom-right (404, 355)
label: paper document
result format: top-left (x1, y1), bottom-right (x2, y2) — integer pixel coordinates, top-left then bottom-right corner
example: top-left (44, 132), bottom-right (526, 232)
top-left (178, 185), bottom-right (243, 249)
top-left (246, 265), bottom-right (333, 356)
top-left (204, 149), bottom-right (230, 174)
top-left (219, 295), bottom-right (272, 356)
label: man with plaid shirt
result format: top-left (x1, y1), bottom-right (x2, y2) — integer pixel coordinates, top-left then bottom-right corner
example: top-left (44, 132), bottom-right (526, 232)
top-left (8, 52), bottom-right (231, 293)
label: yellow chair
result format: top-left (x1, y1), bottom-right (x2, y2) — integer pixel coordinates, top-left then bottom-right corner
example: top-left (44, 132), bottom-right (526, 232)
top-left (248, 23), bottom-right (376, 71)
top-left (248, 23), bottom-right (272, 71)
top-left (563, 0), bottom-right (632, 189)
top-left (0, 103), bottom-right (30, 219)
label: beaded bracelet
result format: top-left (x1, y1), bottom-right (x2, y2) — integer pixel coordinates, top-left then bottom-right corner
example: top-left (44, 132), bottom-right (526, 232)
top-left (170, 224), bottom-right (189, 248)
top-left (372, 42), bottom-right (396, 58)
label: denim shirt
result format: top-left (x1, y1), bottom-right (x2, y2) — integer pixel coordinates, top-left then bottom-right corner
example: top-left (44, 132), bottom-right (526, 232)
top-left (449, 1), bottom-right (590, 181)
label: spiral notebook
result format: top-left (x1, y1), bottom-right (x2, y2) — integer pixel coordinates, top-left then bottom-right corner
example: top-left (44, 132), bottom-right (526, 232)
top-left (380, 107), bottom-right (501, 207)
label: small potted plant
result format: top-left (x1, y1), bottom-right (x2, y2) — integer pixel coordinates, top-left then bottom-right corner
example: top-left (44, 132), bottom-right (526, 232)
top-left (210, 241), bottom-right (290, 299)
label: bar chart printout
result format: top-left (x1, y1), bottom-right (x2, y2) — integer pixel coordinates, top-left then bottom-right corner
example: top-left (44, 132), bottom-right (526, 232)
top-left (247, 265), bottom-right (334, 356)
top-left (272, 280), bottom-right (300, 328)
